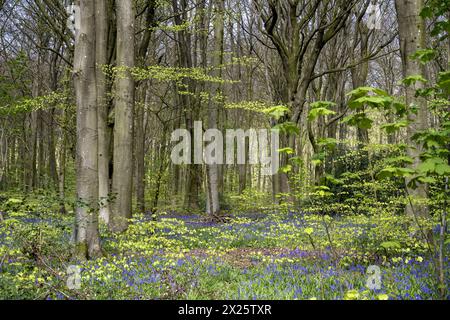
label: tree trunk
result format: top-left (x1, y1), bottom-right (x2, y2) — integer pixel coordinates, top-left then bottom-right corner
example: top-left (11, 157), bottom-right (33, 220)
top-left (111, 0), bottom-right (135, 232)
top-left (206, 0), bottom-right (225, 216)
top-left (351, 21), bottom-right (370, 145)
top-left (47, 108), bottom-right (59, 190)
top-left (96, 0), bottom-right (112, 225)
top-left (135, 2), bottom-right (157, 214)
top-left (73, 0), bottom-right (102, 259)
top-left (58, 139), bottom-right (66, 215)
top-left (28, 112), bottom-right (38, 192)
top-left (37, 110), bottom-right (45, 188)
top-left (135, 88), bottom-right (146, 214)
top-left (395, 0), bottom-right (429, 218)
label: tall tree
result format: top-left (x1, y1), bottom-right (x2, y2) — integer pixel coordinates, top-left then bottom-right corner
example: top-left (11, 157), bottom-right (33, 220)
top-left (206, 0), bottom-right (225, 216)
top-left (256, 0), bottom-right (356, 196)
top-left (111, 0), bottom-right (136, 232)
top-left (73, 0), bottom-right (102, 259)
top-left (171, 0), bottom-right (203, 212)
top-left (96, 0), bottom-right (112, 224)
top-left (136, 0), bottom-right (157, 214)
top-left (395, 0), bottom-right (429, 218)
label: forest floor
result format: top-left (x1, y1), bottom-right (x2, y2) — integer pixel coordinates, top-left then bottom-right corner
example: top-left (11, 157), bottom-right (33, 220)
top-left (0, 206), bottom-right (449, 300)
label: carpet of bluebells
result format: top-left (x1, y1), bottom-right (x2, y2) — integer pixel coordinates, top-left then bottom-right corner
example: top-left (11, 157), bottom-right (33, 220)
top-left (0, 206), bottom-right (449, 300)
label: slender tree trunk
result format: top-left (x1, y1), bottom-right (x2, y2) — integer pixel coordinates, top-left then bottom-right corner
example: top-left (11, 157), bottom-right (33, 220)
top-left (8, 134), bottom-right (15, 188)
top-left (37, 110), bottom-right (45, 188)
top-left (238, 162), bottom-right (247, 194)
top-left (151, 131), bottom-right (168, 213)
top-left (206, 0), bottom-right (224, 216)
top-left (0, 127), bottom-right (7, 190)
top-left (20, 117), bottom-right (28, 192)
top-left (351, 19), bottom-right (370, 145)
top-left (135, 89), bottom-right (146, 214)
top-left (28, 112), bottom-right (38, 192)
top-left (96, 0), bottom-right (112, 225)
top-left (111, 0), bottom-right (135, 232)
top-left (48, 108), bottom-right (58, 190)
top-left (135, 2), bottom-right (157, 214)
top-left (58, 133), bottom-right (66, 214)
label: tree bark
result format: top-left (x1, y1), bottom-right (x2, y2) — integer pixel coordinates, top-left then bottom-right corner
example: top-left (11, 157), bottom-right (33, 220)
top-left (111, 0), bottom-right (135, 232)
top-left (206, 0), bottom-right (225, 216)
top-left (135, 1), bottom-right (157, 214)
top-left (96, 0), bottom-right (112, 225)
top-left (73, 0), bottom-right (102, 259)
top-left (395, 0), bottom-right (429, 218)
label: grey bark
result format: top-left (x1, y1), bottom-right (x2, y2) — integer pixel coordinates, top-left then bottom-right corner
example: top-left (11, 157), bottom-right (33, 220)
top-left (73, 0), bottom-right (102, 259)
top-left (395, 0), bottom-right (429, 218)
top-left (96, 0), bottom-right (112, 224)
top-left (111, 0), bottom-right (136, 232)
top-left (206, 0), bottom-right (225, 216)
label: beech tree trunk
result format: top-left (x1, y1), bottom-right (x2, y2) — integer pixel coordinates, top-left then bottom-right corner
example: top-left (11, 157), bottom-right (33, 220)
top-left (111, 0), bottom-right (135, 232)
top-left (206, 0), bottom-right (224, 216)
top-left (73, 0), bottom-right (102, 259)
top-left (395, 0), bottom-right (429, 218)
top-left (96, 0), bottom-right (112, 224)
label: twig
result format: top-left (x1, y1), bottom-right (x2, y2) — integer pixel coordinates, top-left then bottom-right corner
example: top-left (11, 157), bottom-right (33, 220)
top-left (37, 256), bottom-right (90, 300)
top-left (42, 282), bottom-right (71, 300)
top-left (404, 188), bottom-right (434, 257)
top-left (322, 214), bottom-right (338, 265)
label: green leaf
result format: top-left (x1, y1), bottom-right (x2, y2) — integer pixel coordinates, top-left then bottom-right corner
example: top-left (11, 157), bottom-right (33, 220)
top-left (278, 165), bottom-right (292, 173)
top-left (386, 156), bottom-right (414, 165)
top-left (396, 167), bottom-right (415, 177)
top-left (380, 241), bottom-right (401, 250)
top-left (347, 87), bottom-right (388, 98)
top-left (317, 137), bottom-right (338, 150)
top-left (358, 117), bottom-right (373, 129)
top-left (420, 7), bottom-right (433, 18)
top-left (6, 198), bottom-right (23, 205)
top-left (308, 107), bottom-right (336, 121)
top-left (380, 120), bottom-right (408, 134)
top-left (344, 290), bottom-right (360, 300)
top-left (311, 152), bottom-right (325, 166)
top-left (377, 167), bottom-right (397, 179)
top-left (264, 105), bottom-right (290, 120)
top-left (410, 49), bottom-right (436, 64)
top-left (417, 157), bottom-right (450, 175)
top-left (350, 96), bottom-right (393, 109)
top-left (435, 163), bottom-right (450, 176)
top-left (437, 71), bottom-right (450, 95)
top-left (310, 101), bottom-right (337, 109)
top-left (401, 75), bottom-right (428, 86)
top-left (272, 122), bottom-right (300, 135)
top-left (342, 113), bottom-right (373, 129)
top-left (309, 101), bottom-right (337, 121)
top-left (324, 174), bottom-right (344, 185)
top-left (278, 147), bottom-right (295, 155)
top-left (417, 176), bottom-right (436, 184)
top-left (289, 156), bottom-right (303, 165)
